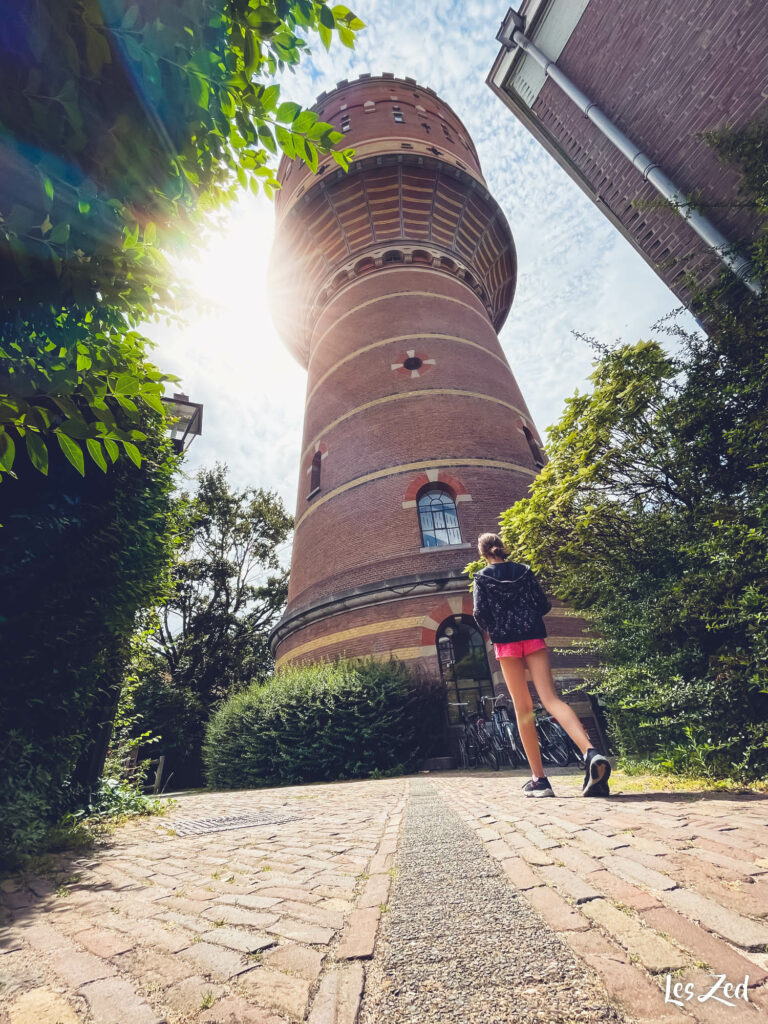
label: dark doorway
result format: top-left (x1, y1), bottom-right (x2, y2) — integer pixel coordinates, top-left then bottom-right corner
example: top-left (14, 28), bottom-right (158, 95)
top-left (436, 615), bottom-right (495, 724)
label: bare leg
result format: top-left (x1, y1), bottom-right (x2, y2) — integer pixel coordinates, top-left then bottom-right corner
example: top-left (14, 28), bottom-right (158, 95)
top-left (498, 656), bottom-right (545, 779)
top-left (525, 648), bottom-right (593, 755)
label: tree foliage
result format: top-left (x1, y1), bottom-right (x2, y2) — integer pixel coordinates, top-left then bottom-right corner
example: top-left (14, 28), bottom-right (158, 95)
top-left (481, 126), bottom-right (768, 781)
top-left (0, 412), bottom-right (179, 863)
top-left (127, 463), bottom-right (293, 786)
top-left (0, 0), bottom-right (362, 479)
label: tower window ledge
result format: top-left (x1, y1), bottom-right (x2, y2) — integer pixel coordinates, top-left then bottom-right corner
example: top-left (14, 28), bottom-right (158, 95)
top-left (307, 486), bottom-right (321, 500)
top-left (419, 542), bottom-right (471, 554)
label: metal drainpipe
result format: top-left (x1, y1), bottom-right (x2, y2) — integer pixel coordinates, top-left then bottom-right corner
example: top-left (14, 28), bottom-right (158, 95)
top-left (496, 13), bottom-right (761, 296)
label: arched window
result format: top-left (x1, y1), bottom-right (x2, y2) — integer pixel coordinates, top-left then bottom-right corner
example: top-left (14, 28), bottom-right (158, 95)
top-left (418, 488), bottom-right (461, 547)
top-left (364, 100), bottom-right (375, 113)
top-left (523, 426), bottom-right (546, 468)
top-left (437, 616), bottom-right (494, 724)
top-left (309, 451), bottom-right (322, 496)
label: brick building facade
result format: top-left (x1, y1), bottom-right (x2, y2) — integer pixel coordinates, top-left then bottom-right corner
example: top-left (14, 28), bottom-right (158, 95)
top-left (488, 0), bottom-right (768, 302)
top-left (269, 74), bottom-right (604, 750)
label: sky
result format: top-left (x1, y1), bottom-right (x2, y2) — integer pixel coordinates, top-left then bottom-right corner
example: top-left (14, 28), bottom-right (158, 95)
top-left (144, 0), bottom-right (693, 516)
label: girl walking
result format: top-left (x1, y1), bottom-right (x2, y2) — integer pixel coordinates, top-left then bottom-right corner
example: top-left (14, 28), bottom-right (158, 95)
top-left (472, 532), bottom-right (610, 797)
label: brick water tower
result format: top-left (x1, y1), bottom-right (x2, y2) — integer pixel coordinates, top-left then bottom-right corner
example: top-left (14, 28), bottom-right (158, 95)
top-left (269, 73), bottom-right (598, 738)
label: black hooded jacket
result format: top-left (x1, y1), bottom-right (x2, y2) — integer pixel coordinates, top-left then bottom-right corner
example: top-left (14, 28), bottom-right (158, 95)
top-left (472, 562), bottom-right (552, 643)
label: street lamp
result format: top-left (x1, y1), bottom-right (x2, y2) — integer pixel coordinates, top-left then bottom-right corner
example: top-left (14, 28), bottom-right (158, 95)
top-left (160, 392), bottom-right (203, 453)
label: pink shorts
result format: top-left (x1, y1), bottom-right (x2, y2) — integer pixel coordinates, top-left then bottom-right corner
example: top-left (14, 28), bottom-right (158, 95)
top-left (494, 638), bottom-right (546, 659)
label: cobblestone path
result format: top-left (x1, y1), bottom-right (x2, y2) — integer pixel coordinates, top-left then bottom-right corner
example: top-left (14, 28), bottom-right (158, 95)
top-left (1, 770), bottom-right (768, 1024)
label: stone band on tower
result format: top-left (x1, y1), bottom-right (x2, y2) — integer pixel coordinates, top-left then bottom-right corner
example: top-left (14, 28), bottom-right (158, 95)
top-left (269, 73), bottom-right (592, 733)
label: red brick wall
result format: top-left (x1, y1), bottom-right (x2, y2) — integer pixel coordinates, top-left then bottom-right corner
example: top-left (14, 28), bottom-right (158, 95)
top-left (526, 0), bottom-right (768, 298)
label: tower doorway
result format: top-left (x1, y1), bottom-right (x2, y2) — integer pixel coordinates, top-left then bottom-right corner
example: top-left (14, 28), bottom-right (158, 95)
top-left (436, 615), bottom-right (495, 724)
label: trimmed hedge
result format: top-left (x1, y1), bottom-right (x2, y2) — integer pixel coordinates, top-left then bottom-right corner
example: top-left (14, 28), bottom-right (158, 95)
top-left (203, 658), bottom-right (444, 789)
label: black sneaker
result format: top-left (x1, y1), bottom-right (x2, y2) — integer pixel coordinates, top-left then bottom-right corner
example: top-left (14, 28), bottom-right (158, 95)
top-left (584, 779), bottom-right (610, 797)
top-left (583, 749), bottom-right (611, 796)
top-left (522, 776), bottom-right (554, 798)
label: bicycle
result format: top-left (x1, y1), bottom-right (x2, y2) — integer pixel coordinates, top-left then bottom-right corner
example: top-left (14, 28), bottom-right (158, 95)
top-left (534, 707), bottom-right (572, 767)
top-left (481, 693), bottom-right (522, 768)
top-left (449, 701), bottom-right (500, 771)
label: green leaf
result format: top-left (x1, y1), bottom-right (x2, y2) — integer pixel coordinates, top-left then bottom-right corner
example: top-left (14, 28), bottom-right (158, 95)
top-left (144, 221), bottom-right (157, 244)
top-left (142, 393), bottom-right (165, 415)
top-left (57, 433), bottom-right (85, 475)
top-left (78, 199), bottom-right (91, 214)
top-left (104, 438), bottom-right (119, 463)
top-left (276, 101), bottom-right (302, 123)
top-left (293, 110), bottom-right (318, 134)
top-left (319, 5), bottom-right (336, 29)
top-left (318, 22), bottom-right (332, 49)
top-left (86, 437), bottom-right (108, 472)
top-left (123, 441), bottom-right (142, 468)
top-left (0, 429), bottom-right (15, 472)
top-left (42, 176), bottom-right (54, 202)
top-left (25, 431), bottom-right (48, 475)
top-left (274, 125), bottom-right (295, 159)
top-left (262, 84), bottom-right (279, 112)
top-left (338, 25), bottom-right (355, 47)
top-left (49, 223), bottom-right (70, 244)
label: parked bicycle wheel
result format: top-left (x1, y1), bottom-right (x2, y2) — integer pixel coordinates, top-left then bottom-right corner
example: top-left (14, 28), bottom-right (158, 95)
top-left (539, 720), bottom-right (571, 766)
top-left (501, 722), bottom-right (520, 768)
top-left (479, 741), bottom-right (499, 771)
top-left (457, 735), bottom-right (469, 770)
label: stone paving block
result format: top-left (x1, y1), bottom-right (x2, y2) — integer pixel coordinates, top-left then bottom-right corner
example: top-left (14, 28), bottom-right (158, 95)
top-left (267, 919), bottom-right (335, 945)
top-left (11, 921), bottom-right (72, 954)
top-left (661, 887), bottom-right (768, 950)
top-left (216, 894), bottom-right (282, 911)
top-left (553, 845), bottom-right (604, 876)
top-left (262, 942), bottom-right (325, 981)
top-left (163, 975), bottom-right (225, 1016)
top-left (575, 948), bottom-right (683, 1023)
top-left (177, 940), bottom-right (254, 980)
top-left (275, 900), bottom-right (345, 929)
top-left (580, 898), bottom-right (688, 973)
top-left (588, 869), bottom-right (663, 911)
top-left (358, 874), bottom-right (390, 909)
top-left (79, 977), bottom-right (164, 1024)
top-left (103, 914), bottom-right (192, 954)
top-left (500, 857), bottom-right (544, 890)
top-left (201, 904), bottom-right (280, 929)
top-left (523, 885), bottom-right (591, 932)
top-left (7, 987), bottom-right (80, 1024)
top-left (73, 926), bottom-right (135, 957)
top-left (256, 887), bottom-right (321, 904)
top-left (537, 864), bottom-right (602, 904)
top-left (640, 906), bottom-right (768, 988)
top-left (516, 825), bottom-right (560, 850)
top-left (307, 963), bottom-right (364, 1024)
top-left (336, 908), bottom-right (380, 960)
top-left (239, 965), bottom-right (312, 1019)
top-left (200, 927), bottom-right (277, 953)
top-left (518, 845), bottom-right (555, 867)
top-left (49, 948), bottom-right (116, 986)
top-left (153, 910), bottom-right (211, 934)
top-left (600, 853), bottom-right (678, 892)
top-left (483, 838), bottom-right (516, 861)
top-left (573, 828), bottom-right (631, 855)
top-left (694, 839), bottom-right (768, 875)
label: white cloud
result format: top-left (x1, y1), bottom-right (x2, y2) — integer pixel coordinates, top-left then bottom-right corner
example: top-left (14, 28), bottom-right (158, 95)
top-left (145, 0), bottom-right (694, 506)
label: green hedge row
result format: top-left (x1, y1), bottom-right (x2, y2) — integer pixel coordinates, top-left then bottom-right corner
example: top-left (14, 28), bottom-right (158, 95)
top-left (203, 658), bottom-right (445, 789)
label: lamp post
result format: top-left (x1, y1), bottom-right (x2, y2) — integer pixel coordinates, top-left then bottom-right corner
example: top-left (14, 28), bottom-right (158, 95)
top-left (160, 392), bottom-right (204, 453)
